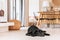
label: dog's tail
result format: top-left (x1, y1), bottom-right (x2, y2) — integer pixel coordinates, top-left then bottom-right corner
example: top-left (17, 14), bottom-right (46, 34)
top-left (44, 33), bottom-right (50, 36)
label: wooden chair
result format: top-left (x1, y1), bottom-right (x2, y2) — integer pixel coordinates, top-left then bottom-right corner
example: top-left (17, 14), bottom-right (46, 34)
top-left (33, 12), bottom-right (56, 27)
top-left (9, 20), bottom-right (21, 30)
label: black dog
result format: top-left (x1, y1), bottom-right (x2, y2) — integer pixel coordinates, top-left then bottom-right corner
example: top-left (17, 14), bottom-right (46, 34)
top-left (26, 25), bottom-right (50, 37)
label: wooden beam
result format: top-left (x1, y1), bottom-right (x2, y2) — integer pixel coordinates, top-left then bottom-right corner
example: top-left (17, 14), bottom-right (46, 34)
top-left (7, 0), bottom-right (10, 21)
top-left (24, 0), bottom-right (29, 27)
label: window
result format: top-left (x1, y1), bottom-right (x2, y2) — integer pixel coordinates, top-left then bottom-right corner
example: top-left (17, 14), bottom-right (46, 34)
top-left (9, 0), bottom-right (24, 26)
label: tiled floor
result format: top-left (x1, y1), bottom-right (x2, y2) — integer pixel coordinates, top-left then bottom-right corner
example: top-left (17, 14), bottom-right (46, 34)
top-left (0, 27), bottom-right (60, 40)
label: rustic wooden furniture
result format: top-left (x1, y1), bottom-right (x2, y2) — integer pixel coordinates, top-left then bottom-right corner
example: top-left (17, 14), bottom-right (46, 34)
top-left (37, 11), bottom-right (60, 27)
top-left (9, 20), bottom-right (21, 30)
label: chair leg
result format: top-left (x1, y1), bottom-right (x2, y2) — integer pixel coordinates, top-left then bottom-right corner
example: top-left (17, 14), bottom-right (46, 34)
top-left (37, 21), bottom-right (39, 27)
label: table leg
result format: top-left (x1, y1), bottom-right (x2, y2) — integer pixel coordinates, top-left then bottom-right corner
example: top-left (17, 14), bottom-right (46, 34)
top-left (47, 24), bottom-right (50, 28)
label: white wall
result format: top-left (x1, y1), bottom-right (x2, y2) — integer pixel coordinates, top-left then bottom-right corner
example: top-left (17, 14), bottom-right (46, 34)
top-left (39, 0), bottom-right (52, 11)
top-left (0, 0), bottom-right (7, 22)
top-left (29, 0), bottom-right (39, 16)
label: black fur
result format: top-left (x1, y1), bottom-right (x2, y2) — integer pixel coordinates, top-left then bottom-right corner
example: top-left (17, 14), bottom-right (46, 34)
top-left (26, 25), bottom-right (50, 37)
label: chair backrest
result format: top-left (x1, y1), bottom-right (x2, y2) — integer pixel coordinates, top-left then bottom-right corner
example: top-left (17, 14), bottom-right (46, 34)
top-left (33, 12), bottom-right (38, 20)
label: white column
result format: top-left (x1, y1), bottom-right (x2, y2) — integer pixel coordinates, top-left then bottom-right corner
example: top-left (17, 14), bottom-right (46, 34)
top-left (21, 0), bottom-right (25, 26)
top-left (9, 0), bottom-right (14, 20)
